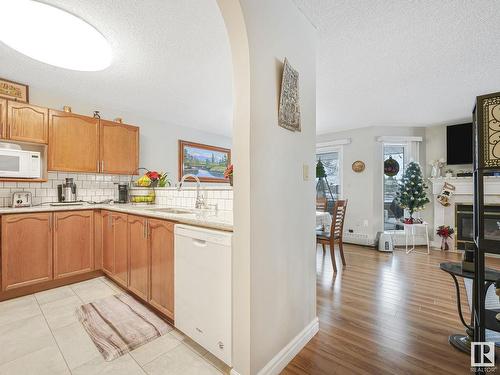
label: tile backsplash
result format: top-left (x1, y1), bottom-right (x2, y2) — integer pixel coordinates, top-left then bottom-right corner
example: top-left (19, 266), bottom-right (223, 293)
top-left (0, 172), bottom-right (134, 207)
top-left (0, 172), bottom-right (234, 211)
top-left (130, 186), bottom-right (233, 212)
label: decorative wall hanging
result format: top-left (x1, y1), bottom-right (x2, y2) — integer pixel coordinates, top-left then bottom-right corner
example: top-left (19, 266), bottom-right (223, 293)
top-left (278, 58), bottom-right (301, 132)
top-left (352, 160), bottom-right (365, 173)
top-left (384, 156), bottom-right (399, 176)
top-left (178, 140), bottom-right (231, 183)
top-left (0, 77), bottom-right (28, 102)
top-left (475, 92), bottom-right (500, 169)
top-left (436, 182), bottom-right (456, 207)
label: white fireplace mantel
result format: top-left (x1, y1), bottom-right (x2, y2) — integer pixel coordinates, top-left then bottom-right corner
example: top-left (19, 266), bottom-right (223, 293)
top-left (428, 176), bottom-right (500, 196)
top-left (428, 176), bottom-right (500, 250)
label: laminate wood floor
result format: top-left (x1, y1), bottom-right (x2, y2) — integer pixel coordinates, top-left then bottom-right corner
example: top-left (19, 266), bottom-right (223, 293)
top-left (284, 244), bottom-right (500, 375)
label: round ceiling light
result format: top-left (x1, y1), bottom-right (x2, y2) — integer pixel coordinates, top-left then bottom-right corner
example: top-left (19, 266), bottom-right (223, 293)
top-left (0, 0), bottom-right (112, 71)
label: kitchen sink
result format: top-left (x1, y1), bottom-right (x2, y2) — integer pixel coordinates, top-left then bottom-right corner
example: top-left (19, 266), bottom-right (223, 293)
top-left (145, 207), bottom-right (195, 215)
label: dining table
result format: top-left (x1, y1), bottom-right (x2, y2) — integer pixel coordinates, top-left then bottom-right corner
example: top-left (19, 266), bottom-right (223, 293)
top-left (316, 211), bottom-right (332, 232)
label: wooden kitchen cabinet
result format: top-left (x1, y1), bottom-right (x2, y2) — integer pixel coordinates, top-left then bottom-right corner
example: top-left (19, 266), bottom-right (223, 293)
top-left (7, 101), bottom-right (48, 144)
top-left (100, 120), bottom-right (139, 174)
top-left (128, 215), bottom-right (149, 301)
top-left (1, 213), bottom-right (53, 291)
top-left (101, 210), bottom-right (128, 288)
top-left (48, 110), bottom-right (99, 172)
top-left (149, 218), bottom-right (175, 319)
top-left (102, 211), bottom-right (115, 275)
top-left (0, 99), bottom-right (6, 139)
top-left (53, 210), bottom-right (94, 279)
top-left (113, 213), bottom-right (128, 287)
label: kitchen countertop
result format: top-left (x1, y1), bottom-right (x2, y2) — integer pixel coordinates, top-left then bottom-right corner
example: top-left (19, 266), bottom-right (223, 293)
top-left (0, 203), bottom-right (233, 232)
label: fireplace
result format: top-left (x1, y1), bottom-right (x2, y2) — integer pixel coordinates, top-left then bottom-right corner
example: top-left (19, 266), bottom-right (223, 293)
top-left (455, 204), bottom-right (500, 250)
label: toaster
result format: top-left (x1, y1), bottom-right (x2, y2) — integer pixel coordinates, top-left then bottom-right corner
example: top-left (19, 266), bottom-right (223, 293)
top-left (11, 191), bottom-right (32, 208)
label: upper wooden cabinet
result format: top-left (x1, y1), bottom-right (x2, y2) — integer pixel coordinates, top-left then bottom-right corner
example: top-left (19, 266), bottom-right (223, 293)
top-left (48, 110), bottom-right (100, 172)
top-left (6, 102), bottom-right (48, 144)
top-left (0, 99), bottom-right (6, 139)
top-left (53, 210), bottom-right (94, 279)
top-left (1, 213), bottom-right (53, 291)
top-left (100, 120), bottom-right (139, 174)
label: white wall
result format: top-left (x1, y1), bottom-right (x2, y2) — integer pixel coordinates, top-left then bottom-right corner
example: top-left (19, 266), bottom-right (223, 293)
top-left (218, 0), bottom-right (317, 374)
top-left (27, 92), bottom-right (232, 183)
top-left (241, 0), bottom-right (317, 373)
top-left (317, 126), bottom-right (425, 244)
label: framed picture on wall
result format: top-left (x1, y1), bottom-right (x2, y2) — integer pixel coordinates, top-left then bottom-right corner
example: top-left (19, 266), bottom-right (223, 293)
top-left (0, 77), bottom-right (29, 102)
top-left (178, 140), bottom-right (231, 183)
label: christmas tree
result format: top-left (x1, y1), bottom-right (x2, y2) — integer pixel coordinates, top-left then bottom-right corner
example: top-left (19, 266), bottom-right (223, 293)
top-left (316, 159), bottom-right (326, 178)
top-left (395, 161), bottom-right (429, 220)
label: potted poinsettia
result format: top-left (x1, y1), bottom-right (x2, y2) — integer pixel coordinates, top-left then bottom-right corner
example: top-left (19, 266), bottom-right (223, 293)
top-left (436, 225), bottom-right (454, 251)
top-left (224, 164), bottom-right (233, 186)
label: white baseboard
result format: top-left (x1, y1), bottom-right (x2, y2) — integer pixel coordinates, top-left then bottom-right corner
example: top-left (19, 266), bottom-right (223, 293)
top-left (256, 317), bottom-right (319, 375)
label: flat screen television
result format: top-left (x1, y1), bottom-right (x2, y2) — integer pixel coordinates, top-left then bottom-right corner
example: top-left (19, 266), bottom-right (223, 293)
top-left (446, 123), bottom-right (473, 165)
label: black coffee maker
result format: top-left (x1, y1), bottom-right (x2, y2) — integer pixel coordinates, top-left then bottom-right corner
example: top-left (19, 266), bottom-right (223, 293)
top-left (117, 184), bottom-right (128, 203)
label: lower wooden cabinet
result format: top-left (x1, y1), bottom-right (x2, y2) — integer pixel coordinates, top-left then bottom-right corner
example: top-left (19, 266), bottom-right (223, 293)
top-left (1, 213), bottom-right (53, 291)
top-left (54, 211), bottom-right (94, 279)
top-left (128, 215), bottom-right (149, 301)
top-left (149, 219), bottom-right (175, 319)
top-left (101, 210), bottom-right (128, 288)
top-left (114, 213), bottom-right (128, 287)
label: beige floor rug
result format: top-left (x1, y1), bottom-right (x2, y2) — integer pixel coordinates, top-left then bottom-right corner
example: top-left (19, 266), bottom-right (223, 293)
top-left (76, 294), bottom-right (172, 361)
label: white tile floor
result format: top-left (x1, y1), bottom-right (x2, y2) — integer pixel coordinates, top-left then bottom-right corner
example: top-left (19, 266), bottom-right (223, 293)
top-left (0, 277), bottom-right (230, 375)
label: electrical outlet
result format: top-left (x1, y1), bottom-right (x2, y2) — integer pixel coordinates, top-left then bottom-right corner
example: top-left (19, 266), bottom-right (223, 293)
top-left (303, 164), bottom-right (309, 181)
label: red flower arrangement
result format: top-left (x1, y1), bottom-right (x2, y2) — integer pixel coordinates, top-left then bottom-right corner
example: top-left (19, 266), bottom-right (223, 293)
top-left (224, 164), bottom-right (233, 186)
top-left (436, 225), bottom-right (454, 238)
top-left (436, 225), bottom-right (454, 251)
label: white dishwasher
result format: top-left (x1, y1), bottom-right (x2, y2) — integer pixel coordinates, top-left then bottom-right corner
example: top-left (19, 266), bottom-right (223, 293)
top-left (174, 224), bottom-right (232, 366)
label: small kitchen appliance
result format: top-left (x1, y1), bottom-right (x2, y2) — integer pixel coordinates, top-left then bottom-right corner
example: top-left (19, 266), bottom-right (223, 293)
top-left (0, 143), bottom-right (41, 178)
top-left (11, 191), bottom-right (32, 207)
top-left (117, 184), bottom-right (129, 203)
top-left (57, 178), bottom-right (77, 202)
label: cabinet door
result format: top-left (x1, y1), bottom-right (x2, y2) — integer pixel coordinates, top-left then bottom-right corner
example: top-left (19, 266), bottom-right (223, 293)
top-left (149, 219), bottom-right (174, 319)
top-left (128, 215), bottom-right (149, 301)
top-left (102, 211), bottom-right (114, 275)
top-left (54, 210), bottom-right (94, 279)
top-left (1, 213), bottom-right (53, 290)
top-left (7, 102), bottom-right (48, 144)
top-left (0, 99), bottom-right (6, 139)
top-left (48, 110), bottom-right (99, 172)
top-left (113, 213), bottom-right (129, 287)
top-left (100, 120), bottom-right (139, 174)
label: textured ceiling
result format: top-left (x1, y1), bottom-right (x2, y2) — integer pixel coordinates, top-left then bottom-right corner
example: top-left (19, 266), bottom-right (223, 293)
top-left (293, 0), bottom-right (500, 134)
top-left (0, 0), bottom-right (233, 136)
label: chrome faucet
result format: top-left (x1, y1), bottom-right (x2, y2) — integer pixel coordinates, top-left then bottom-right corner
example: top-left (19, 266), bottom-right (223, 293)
top-left (177, 174), bottom-right (206, 209)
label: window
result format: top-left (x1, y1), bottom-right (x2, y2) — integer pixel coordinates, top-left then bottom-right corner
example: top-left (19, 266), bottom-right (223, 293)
top-left (383, 144), bottom-right (407, 231)
top-left (316, 148), bottom-right (342, 209)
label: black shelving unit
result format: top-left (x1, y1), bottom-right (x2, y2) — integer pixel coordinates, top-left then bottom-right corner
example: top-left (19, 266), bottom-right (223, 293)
top-left (472, 91), bottom-right (500, 367)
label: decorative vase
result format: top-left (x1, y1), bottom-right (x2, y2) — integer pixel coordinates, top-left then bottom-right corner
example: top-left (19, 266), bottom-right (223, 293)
top-left (441, 237), bottom-right (449, 251)
top-left (229, 175), bottom-right (233, 187)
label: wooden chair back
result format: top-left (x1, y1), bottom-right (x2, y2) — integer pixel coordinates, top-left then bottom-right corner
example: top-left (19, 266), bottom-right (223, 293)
top-left (331, 200), bottom-right (348, 239)
top-left (316, 197), bottom-right (327, 212)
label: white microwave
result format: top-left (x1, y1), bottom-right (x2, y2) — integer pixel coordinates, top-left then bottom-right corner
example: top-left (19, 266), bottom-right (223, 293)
top-left (0, 148), bottom-right (41, 178)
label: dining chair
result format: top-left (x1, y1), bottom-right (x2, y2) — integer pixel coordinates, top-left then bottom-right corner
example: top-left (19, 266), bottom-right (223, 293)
top-left (316, 200), bottom-right (348, 272)
top-left (316, 197), bottom-right (327, 212)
